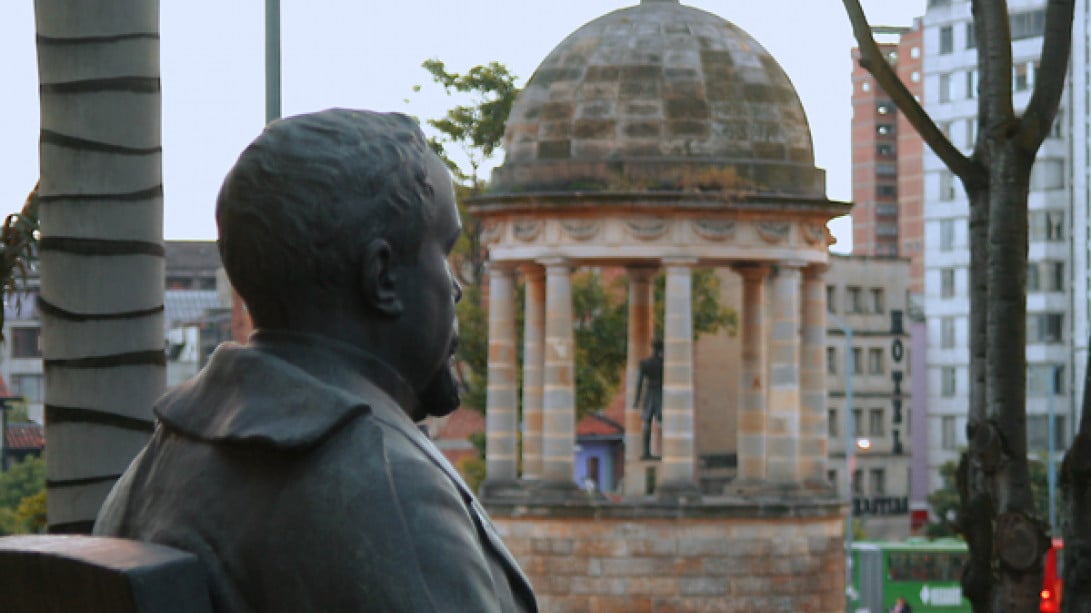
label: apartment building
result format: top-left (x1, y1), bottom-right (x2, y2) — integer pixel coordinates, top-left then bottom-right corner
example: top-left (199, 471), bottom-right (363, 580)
top-left (921, 0), bottom-right (1087, 488)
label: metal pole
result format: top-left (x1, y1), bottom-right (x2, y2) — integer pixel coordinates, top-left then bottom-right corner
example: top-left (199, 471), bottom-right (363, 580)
top-left (265, 0), bottom-right (282, 123)
top-left (1047, 364), bottom-right (1057, 533)
top-left (830, 314), bottom-right (855, 613)
top-left (844, 326), bottom-right (855, 613)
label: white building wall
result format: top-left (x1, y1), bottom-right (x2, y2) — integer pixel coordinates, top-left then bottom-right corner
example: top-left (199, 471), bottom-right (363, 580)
top-left (922, 0), bottom-right (1082, 495)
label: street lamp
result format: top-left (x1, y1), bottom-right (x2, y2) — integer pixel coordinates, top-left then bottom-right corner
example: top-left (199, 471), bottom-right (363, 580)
top-left (1047, 363), bottom-right (1058, 533)
top-left (829, 313), bottom-right (855, 613)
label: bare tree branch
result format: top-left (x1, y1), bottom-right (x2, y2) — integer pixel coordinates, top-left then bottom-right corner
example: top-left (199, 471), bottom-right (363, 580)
top-left (842, 0), bottom-right (982, 182)
top-left (1020, 0), bottom-right (1075, 151)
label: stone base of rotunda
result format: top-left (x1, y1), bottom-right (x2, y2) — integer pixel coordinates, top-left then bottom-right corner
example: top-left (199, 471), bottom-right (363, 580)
top-left (486, 497), bottom-right (845, 613)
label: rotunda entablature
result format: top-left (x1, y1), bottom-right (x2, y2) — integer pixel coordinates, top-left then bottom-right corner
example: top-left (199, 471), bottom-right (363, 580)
top-left (477, 206), bottom-right (838, 267)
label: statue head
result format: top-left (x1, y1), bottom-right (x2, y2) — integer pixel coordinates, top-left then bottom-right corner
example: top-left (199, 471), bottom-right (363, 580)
top-left (216, 108), bottom-right (463, 419)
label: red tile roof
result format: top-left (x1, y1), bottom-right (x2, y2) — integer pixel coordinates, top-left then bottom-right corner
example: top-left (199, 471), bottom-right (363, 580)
top-left (437, 407), bottom-right (485, 440)
top-left (577, 412), bottom-right (624, 438)
top-left (6, 423), bottom-right (44, 450)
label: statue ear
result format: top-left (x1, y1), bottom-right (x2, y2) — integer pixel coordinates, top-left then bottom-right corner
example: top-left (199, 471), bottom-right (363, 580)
top-left (361, 239), bottom-right (403, 317)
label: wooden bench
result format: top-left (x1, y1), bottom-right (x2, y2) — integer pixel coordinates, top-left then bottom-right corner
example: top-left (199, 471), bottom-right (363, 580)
top-left (0, 535), bottom-right (212, 613)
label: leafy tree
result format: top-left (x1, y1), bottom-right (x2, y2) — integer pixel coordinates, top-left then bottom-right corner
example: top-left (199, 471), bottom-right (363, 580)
top-left (0, 456), bottom-right (45, 535)
top-left (928, 459), bottom-right (1059, 539)
top-left (843, 2), bottom-right (1079, 610)
top-left (0, 185), bottom-right (40, 337)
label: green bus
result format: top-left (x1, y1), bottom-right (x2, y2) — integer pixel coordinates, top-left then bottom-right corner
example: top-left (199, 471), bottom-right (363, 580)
top-left (851, 539), bottom-right (971, 613)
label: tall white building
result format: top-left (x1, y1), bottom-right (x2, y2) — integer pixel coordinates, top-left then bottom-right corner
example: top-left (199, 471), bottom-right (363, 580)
top-left (921, 0), bottom-right (1089, 491)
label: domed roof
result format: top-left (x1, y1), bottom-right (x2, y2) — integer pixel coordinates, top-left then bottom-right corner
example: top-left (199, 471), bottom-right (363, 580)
top-left (489, 0), bottom-right (822, 198)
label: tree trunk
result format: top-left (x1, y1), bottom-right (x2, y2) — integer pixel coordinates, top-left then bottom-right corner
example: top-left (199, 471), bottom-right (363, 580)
top-left (985, 145), bottom-right (1047, 612)
top-left (34, 0), bottom-right (165, 533)
top-left (1060, 360), bottom-right (1091, 613)
top-left (960, 182), bottom-right (994, 612)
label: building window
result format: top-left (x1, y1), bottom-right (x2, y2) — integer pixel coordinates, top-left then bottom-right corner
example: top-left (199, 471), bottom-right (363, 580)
top-left (1010, 9), bottom-right (1046, 41)
top-left (877, 143), bottom-right (895, 157)
top-left (1051, 111), bottom-right (1063, 139)
top-left (827, 346), bottom-right (838, 374)
top-left (853, 469), bottom-right (863, 495)
top-left (847, 286), bottom-right (864, 313)
top-left (870, 288), bottom-right (885, 314)
top-left (853, 348), bottom-right (864, 375)
top-left (868, 409), bottom-right (885, 436)
top-left (1029, 312), bottom-right (1064, 344)
top-left (1027, 261), bottom-right (1064, 293)
top-left (1030, 210), bottom-right (1065, 241)
top-left (941, 317), bottom-right (956, 348)
top-left (939, 73), bottom-right (952, 102)
top-left (876, 162), bottom-right (897, 177)
top-left (965, 69), bottom-right (977, 99)
top-left (1014, 62), bottom-right (1031, 91)
top-left (940, 170), bottom-right (956, 200)
top-left (1028, 414), bottom-right (1067, 451)
top-left (870, 468), bottom-right (886, 495)
top-left (853, 408), bottom-right (864, 437)
top-left (10, 374), bottom-right (44, 404)
top-left (942, 416), bottom-right (957, 449)
top-left (829, 409), bottom-right (838, 437)
top-left (862, 81), bottom-right (871, 92)
top-left (942, 367), bottom-right (957, 397)
top-left (877, 101), bottom-right (894, 115)
top-left (1027, 364), bottom-right (1064, 396)
top-left (868, 348), bottom-right (884, 374)
top-left (965, 117), bottom-right (977, 147)
top-left (939, 25), bottom-right (954, 54)
top-left (826, 285), bottom-right (837, 313)
top-left (10, 327), bottom-right (42, 359)
top-left (877, 123), bottom-right (895, 136)
top-left (911, 46), bottom-right (921, 59)
top-left (941, 268), bottom-right (956, 298)
top-left (877, 184), bottom-right (897, 199)
top-left (940, 219), bottom-right (955, 251)
top-left (911, 71), bottom-right (921, 83)
top-left (966, 23), bottom-right (976, 48)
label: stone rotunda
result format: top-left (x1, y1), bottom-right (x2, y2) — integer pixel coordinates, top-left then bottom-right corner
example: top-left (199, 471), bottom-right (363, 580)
top-left (471, 1), bottom-right (849, 610)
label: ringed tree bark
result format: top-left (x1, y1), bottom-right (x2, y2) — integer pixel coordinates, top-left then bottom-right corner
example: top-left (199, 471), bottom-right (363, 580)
top-left (843, 0), bottom-right (1077, 611)
top-left (34, 0), bottom-right (165, 533)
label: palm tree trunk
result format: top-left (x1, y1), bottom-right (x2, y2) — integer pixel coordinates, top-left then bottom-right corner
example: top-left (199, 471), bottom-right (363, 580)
top-left (34, 0), bottom-right (165, 533)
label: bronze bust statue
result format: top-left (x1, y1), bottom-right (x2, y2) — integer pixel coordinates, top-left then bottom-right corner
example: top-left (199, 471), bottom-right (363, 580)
top-left (94, 109), bottom-right (537, 612)
top-left (632, 339), bottom-right (664, 460)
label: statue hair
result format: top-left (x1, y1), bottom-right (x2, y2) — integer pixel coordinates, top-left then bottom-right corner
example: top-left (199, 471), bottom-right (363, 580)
top-left (216, 109), bottom-right (436, 329)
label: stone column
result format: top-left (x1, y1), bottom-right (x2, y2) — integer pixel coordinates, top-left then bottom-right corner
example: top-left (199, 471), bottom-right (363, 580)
top-left (540, 258), bottom-right (576, 487)
top-left (484, 263), bottom-right (519, 486)
top-left (800, 264), bottom-right (830, 490)
top-left (733, 264), bottom-right (770, 489)
top-left (520, 264), bottom-right (546, 480)
top-left (624, 265), bottom-right (657, 497)
top-left (658, 258), bottom-right (701, 499)
top-left (767, 261), bottom-right (805, 487)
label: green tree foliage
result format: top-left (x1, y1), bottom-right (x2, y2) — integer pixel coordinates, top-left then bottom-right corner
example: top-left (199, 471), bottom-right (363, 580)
top-left (927, 458), bottom-right (1056, 538)
top-left (0, 455), bottom-right (46, 535)
top-left (0, 185), bottom-right (40, 337)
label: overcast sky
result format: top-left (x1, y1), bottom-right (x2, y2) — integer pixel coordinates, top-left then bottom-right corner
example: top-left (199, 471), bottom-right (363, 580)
top-left (0, 1), bottom-right (926, 249)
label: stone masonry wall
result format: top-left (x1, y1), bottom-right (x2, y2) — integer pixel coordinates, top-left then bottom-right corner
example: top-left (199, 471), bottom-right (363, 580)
top-left (493, 515), bottom-right (845, 613)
